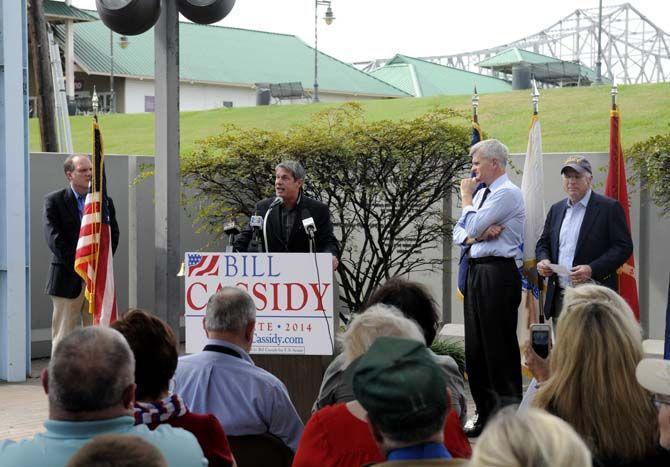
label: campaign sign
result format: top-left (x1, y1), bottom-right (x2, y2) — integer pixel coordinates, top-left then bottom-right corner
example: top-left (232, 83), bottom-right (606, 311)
top-left (185, 252), bottom-right (334, 355)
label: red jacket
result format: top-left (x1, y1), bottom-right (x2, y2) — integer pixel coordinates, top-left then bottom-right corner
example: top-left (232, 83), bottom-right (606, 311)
top-left (293, 403), bottom-right (471, 467)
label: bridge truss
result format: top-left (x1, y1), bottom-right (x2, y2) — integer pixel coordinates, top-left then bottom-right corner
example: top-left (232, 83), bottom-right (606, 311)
top-left (355, 3), bottom-right (670, 84)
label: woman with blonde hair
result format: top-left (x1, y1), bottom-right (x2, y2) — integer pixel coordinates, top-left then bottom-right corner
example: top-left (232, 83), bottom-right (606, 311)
top-left (293, 304), bottom-right (471, 466)
top-left (526, 284), bottom-right (667, 466)
top-left (470, 407), bottom-right (591, 467)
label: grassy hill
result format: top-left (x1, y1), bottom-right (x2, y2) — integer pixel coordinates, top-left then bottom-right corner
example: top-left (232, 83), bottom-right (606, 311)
top-left (29, 82), bottom-right (670, 156)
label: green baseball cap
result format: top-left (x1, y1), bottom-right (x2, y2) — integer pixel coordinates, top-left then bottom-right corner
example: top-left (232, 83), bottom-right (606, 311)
top-left (352, 336), bottom-right (447, 434)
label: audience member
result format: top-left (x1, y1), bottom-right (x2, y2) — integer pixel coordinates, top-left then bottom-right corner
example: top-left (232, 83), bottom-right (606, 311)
top-left (313, 277), bottom-right (466, 424)
top-left (469, 407), bottom-right (591, 467)
top-left (0, 327), bottom-right (206, 467)
top-left (111, 309), bottom-right (235, 467)
top-left (525, 284), bottom-right (668, 466)
top-left (66, 434), bottom-right (167, 467)
top-left (352, 336), bottom-right (467, 466)
top-left (174, 286), bottom-right (303, 451)
top-left (636, 358), bottom-right (670, 450)
top-left (293, 306), bottom-right (470, 467)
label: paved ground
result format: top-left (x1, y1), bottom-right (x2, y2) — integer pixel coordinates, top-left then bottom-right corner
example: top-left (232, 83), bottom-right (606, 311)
top-left (0, 358), bottom-right (49, 441)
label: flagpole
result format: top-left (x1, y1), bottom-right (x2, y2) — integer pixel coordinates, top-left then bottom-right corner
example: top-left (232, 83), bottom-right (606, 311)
top-left (531, 79), bottom-right (545, 324)
top-left (472, 84), bottom-right (479, 124)
top-left (611, 81), bottom-right (618, 111)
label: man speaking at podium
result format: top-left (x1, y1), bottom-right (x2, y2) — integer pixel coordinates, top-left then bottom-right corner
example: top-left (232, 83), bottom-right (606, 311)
top-left (234, 161), bottom-right (340, 270)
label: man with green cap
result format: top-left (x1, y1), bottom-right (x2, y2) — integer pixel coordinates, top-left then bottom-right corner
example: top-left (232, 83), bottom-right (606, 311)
top-left (353, 336), bottom-right (467, 466)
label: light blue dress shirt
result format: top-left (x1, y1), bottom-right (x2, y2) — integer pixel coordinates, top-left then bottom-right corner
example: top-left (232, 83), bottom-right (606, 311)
top-left (174, 338), bottom-right (304, 451)
top-left (453, 173), bottom-right (525, 264)
top-left (0, 416), bottom-right (207, 467)
top-left (558, 189), bottom-right (592, 288)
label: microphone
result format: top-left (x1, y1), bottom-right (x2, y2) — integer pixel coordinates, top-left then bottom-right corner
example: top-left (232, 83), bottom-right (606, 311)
top-left (250, 214), bottom-right (263, 253)
top-left (269, 196), bottom-right (283, 209)
top-left (223, 221), bottom-right (240, 236)
top-left (250, 215), bottom-right (263, 230)
top-left (301, 208), bottom-right (316, 238)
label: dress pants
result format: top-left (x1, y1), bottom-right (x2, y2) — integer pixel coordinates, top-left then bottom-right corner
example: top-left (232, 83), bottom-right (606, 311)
top-left (464, 256), bottom-right (522, 423)
top-left (50, 286), bottom-right (91, 354)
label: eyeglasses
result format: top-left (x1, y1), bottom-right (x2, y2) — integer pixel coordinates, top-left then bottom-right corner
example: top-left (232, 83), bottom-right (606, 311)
top-left (652, 393), bottom-right (670, 409)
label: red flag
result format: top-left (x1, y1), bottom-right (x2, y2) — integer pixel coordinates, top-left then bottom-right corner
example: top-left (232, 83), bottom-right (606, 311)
top-left (605, 108), bottom-right (640, 320)
top-left (74, 117), bottom-right (117, 325)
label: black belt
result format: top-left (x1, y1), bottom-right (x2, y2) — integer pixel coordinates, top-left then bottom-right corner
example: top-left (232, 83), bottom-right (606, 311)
top-left (469, 256), bottom-right (515, 265)
top-left (203, 344), bottom-right (242, 359)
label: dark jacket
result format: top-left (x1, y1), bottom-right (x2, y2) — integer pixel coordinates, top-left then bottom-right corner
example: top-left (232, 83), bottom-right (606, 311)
top-left (234, 194), bottom-right (339, 257)
top-left (535, 191), bottom-right (633, 319)
top-left (43, 187), bottom-right (120, 298)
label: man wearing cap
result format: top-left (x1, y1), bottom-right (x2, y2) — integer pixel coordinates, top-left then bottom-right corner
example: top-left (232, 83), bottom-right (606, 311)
top-left (536, 156), bottom-right (633, 319)
top-left (352, 336), bottom-right (466, 466)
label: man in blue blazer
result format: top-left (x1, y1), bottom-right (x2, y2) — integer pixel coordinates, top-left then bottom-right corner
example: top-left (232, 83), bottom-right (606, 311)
top-left (536, 156), bottom-right (633, 319)
top-left (43, 155), bottom-right (119, 352)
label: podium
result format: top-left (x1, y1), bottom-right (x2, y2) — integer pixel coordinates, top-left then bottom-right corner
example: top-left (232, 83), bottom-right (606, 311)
top-left (184, 252), bottom-right (337, 419)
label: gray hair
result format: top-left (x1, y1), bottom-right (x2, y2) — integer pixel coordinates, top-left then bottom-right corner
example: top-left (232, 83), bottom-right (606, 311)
top-left (470, 139), bottom-right (509, 168)
top-left (205, 286), bottom-right (256, 333)
top-left (275, 160), bottom-right (306, 181)
top-left (49, 327), bottom-right (135, 412)
top-left (341, 304), bottom-right (425, 366)
top-left (470, 407), bottom-right (592, 467)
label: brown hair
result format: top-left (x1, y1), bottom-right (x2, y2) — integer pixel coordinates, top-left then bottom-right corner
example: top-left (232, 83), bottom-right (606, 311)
top-left (111, 309), bottom-right (178, 401)
top-left (364, 277), bottom-right (440, 345)
top-left (66, 434), bottom-right (167, 467)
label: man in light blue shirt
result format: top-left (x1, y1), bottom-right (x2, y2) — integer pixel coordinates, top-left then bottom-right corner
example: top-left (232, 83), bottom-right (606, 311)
top-left (452, 139), bottom-right (525, 437)
top-left (0, 327), bottom-right (207, 467)
top-left (174, 287), bottom-right (304, 451)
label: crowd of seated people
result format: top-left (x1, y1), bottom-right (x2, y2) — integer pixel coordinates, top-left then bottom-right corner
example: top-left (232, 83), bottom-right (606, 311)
top-left (2, 280), bottom-right (670, 467)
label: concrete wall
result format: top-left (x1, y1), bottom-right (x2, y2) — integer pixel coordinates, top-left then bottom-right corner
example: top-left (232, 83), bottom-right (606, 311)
top-left (447, 152), bottom-right (670, 339)
top-left (29, 151), bottom-right (670, 357)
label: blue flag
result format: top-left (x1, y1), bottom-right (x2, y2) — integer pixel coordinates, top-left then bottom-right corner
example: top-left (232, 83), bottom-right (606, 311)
top-left (457, 121), bottom-right (483, 301)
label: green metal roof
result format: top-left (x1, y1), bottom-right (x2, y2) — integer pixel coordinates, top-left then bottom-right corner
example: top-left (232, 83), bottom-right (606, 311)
top-left (476, 48), bottom-right (562, 68)
top-left (53, 15), bottom-right (409, 98)
top-left (370, 54), bottom-right (511, 97)
top-left (476, 47), bottom-right (608, 85)
top-left (44, 0), bottom-right (96, 23)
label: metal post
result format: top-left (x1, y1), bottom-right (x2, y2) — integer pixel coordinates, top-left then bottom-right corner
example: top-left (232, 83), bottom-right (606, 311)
top-left (313, 0), bottom-right (319, 102)
top-left (154, 0), bottom-right (181, 336)
top-left (0, 0), bottom-right (30, 382)
top-left (595, 0), bottom-right (603, 84)
top-left (110, 30), bottom-right (115, 113)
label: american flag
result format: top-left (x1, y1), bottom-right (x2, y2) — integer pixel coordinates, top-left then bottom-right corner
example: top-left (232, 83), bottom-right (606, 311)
top-left (74, 116), bottom-right (117, 325)
top-left (188, 253), bottom-right (220, 276)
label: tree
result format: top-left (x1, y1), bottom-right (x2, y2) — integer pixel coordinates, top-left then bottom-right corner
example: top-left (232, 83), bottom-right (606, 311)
top-left (628, 132), bottom-right (670, 216)
top-left (182, 103), bottom-right (471, 312)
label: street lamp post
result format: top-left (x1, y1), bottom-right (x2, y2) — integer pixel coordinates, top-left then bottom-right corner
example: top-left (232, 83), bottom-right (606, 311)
top-left (109, 30), bottom-right (114, 112)
top-left (108, 32), bottom-right (129, 113)
top-left (313, 0), bottom-right (334, 103)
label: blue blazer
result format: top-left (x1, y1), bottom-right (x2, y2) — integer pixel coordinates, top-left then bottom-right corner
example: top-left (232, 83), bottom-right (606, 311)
top-left (43, 187), bottom-right (120, 298)
top-left (535, 191), bottom-right (633, 318)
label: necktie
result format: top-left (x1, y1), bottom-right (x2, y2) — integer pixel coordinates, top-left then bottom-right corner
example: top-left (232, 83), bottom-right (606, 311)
top-left (477, 188), bottom-right (491, 209)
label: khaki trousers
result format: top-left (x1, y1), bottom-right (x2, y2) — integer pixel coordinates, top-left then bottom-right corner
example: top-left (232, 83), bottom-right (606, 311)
top-left (50, 287), bottom-right (92, 354)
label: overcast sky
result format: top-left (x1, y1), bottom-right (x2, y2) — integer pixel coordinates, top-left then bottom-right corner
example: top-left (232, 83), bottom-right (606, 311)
top-left (71, 1), bottom-right (670, 63)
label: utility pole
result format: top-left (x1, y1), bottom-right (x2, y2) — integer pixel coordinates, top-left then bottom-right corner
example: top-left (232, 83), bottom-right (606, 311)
top-left (27, 0), bottom-right (58, 151)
